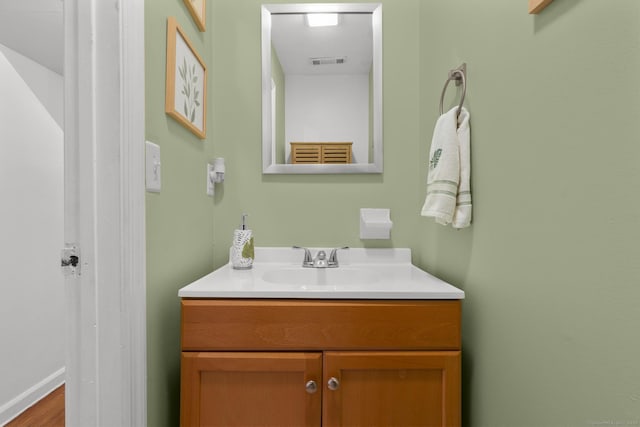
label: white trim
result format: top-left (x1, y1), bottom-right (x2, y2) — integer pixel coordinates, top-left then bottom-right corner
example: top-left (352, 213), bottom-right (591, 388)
top-left (0, 368), bottom-right (65, 426)
top-left (64, 0), bottom-right (146, 425)
top-left (120, 0), bottom-right (148, 425)
top-left (263, 3), bottom-right (381, 14)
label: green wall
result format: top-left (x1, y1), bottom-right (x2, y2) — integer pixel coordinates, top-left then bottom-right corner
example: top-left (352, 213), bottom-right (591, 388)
top-left (145, 1), bottom-right (215, 425)
top-left (209, 0), bottom-right (422, 267)
top-left (146, 0), bottom-right (640, 425)
top-left (417, 1), bottom-right (640, 425)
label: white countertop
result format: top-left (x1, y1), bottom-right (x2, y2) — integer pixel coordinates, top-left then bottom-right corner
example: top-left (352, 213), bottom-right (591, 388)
top-left (178, 247), bottom-right (465, 300)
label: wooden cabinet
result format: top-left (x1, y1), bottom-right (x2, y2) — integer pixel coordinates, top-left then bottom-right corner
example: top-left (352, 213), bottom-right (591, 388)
top-left (181, 352), bottom-right (322, 427)
top-left (180, 299), bottom-right (461, 426)
top-left (323, 351), bottom-right (460, 426)
top-left (291, 142), bottom-right (353, 164)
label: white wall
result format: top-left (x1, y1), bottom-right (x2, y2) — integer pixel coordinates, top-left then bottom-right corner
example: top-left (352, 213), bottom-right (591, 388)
top-left (0, 44), bottom-right (64, 425)
top-left (0, 45), bottom-right (63, 128)
top-left (285, 74), bottom-right (369, 163)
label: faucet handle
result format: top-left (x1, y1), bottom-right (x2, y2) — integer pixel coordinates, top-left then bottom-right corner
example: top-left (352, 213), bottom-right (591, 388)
top-left (328, 247), bottom-right (349, 267)
top-left (293, 246), bottom-right (313, 267)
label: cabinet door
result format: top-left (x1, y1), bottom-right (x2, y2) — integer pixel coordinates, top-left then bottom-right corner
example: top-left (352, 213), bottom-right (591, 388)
top-left (323, 351), bottom-right (460, 427)
top-left (181, 352), bottom-right (322, 427)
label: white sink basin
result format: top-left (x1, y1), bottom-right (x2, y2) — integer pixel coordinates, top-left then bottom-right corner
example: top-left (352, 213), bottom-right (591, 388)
top-left (178, 247), bottom-right (464, 300)
top-left (262, 267), bottom-right (380, 287)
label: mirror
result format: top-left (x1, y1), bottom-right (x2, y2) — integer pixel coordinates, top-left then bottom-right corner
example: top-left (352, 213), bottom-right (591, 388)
top-left (262, 3), bottom-right (382, 174)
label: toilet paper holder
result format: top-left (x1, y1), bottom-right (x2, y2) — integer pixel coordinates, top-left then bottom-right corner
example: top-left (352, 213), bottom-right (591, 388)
top-left (360, 208), bottom-right (392, 240)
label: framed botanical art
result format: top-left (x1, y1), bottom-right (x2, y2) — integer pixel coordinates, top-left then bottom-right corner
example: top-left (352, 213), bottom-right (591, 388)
top-left (184, 0), bottom-right (206, 32)
top-left (165, 17), bottom-right (207, 139)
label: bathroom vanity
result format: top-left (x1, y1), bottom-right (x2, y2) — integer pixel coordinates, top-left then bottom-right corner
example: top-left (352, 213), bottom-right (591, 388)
top-left (179, 248), bottom-right (464, 426)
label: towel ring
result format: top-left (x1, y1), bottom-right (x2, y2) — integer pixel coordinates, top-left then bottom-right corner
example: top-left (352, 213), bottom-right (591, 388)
top-left (439, 63), bottom-right (466, 118)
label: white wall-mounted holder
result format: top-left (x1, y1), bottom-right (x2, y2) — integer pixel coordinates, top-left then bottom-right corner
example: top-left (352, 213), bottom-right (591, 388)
top-left (360, 208), bottom-right (393, 240)
top-left (207, 157), bottom-right (225, 196)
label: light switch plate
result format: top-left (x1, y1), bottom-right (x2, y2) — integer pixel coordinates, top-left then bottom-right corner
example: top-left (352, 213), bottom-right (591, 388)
top-left (145, 141), bottom-right (161, 193)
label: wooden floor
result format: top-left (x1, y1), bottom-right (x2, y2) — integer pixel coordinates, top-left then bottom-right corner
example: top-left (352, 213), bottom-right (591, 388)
top-left (6, 385), bottom-right (64, 427)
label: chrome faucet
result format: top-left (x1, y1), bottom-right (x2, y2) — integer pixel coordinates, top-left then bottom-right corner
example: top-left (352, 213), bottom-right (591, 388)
top-left (293, 246), bottom-right (313, 267)
top-left (328, 247), bottom-right (349, 267)
top-left (293, 246), bottom-right (349, 268)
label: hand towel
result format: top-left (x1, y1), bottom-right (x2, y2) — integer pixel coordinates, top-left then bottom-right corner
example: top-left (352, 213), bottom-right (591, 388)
top-left (421, 106), bottom-right (472, 228)
top-left (452, 107), bottom-right (471, 228)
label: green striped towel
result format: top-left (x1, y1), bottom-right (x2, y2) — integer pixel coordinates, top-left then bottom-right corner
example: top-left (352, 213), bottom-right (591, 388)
top-left (421, 106), bottom-right (472, 228)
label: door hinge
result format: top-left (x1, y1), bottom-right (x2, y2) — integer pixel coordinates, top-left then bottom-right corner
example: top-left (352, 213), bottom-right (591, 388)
top-left (61, 244), bottom-right (80, 276)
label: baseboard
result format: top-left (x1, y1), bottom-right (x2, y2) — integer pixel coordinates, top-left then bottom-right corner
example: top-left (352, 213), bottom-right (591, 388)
top-left (0, 367), bottom-right (65, 426)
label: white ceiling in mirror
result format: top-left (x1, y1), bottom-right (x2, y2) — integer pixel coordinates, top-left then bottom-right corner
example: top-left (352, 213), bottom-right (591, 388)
top-left (262, 3), bottom-right (383, 175)
top-left (271, 12), bottom-right (373, 75)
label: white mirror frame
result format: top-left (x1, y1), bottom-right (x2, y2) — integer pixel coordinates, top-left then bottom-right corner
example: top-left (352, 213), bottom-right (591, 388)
top-left (261, 3), bottom-right (383, 174)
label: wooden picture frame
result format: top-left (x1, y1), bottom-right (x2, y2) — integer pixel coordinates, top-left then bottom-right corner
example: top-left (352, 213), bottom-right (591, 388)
top-left (184, 0), bottom-right (206, 32)
top-left (528, 0), bottom-right (553, 14)
top-left (165, 17), bottom-right (207, 139)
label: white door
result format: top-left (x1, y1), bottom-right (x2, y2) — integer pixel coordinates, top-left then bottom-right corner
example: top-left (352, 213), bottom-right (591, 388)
top-left (63, 0), bottom-right (146, 425)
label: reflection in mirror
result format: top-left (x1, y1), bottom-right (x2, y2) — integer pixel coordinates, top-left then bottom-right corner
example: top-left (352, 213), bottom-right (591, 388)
top-left (262, 3), bottom-right (382, 174)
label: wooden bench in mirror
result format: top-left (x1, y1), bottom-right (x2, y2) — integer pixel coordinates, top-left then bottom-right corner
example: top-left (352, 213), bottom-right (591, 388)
top-left (291, 142), bottom-right (353, 164)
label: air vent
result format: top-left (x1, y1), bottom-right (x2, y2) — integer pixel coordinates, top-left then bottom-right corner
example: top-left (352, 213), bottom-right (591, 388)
top-left (310, 56), bottom-right (346, 66)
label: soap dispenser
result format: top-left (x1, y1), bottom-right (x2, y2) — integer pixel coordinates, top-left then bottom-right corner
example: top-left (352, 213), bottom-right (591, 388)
top-left (230, 213), bottom-right (254, 269)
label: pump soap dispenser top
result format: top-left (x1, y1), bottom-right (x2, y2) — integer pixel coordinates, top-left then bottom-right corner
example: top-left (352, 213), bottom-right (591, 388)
top-left (230, 213), bottom-right (254, 269)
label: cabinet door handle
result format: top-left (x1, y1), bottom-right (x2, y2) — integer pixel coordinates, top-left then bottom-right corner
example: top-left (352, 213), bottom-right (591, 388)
top-left (327, 377), bottom-right (340, 391)
top-left (305, 380), bottom-right (318, 394)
